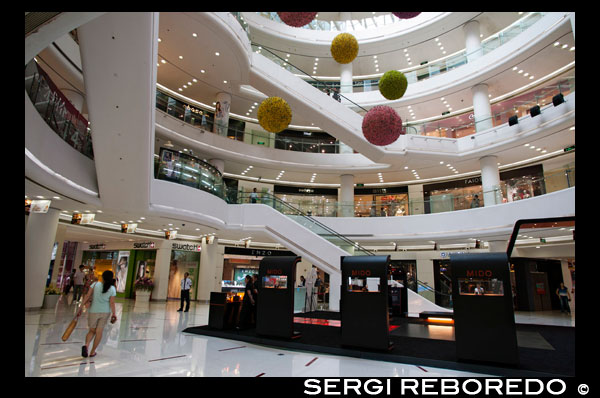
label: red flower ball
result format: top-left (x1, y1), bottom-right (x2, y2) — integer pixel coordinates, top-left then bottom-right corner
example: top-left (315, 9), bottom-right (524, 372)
top-left (277, 12), bottom-right (318, 27)
top-left (392, 12), bottom-right (421, 19)
top-left (362, 106), bottom-right (404, 146)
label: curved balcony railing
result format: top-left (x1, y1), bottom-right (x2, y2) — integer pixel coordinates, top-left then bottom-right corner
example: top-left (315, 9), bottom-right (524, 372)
top-left (242, 12), bottom-right (544, 91)
top-left (231, 165), bottom-right (574, 217)
top-left (25, 59), bottom-right (94, 160)
top-left (255, 12), bottom-right (407, 32)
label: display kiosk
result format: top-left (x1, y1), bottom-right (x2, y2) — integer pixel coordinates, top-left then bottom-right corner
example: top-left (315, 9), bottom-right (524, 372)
top-left (208, 292), bottom-right (241, 330)
top-left (451, 252), bottom-right (519, 365)
top-left (256, 256), bottom-right (301, 339)
top-left (341, 255), bottom-right (393, 351)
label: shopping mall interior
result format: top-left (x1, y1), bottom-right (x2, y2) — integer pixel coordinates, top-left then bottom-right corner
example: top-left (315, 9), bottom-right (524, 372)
top-left (25, 12), bottom-right (576, 378)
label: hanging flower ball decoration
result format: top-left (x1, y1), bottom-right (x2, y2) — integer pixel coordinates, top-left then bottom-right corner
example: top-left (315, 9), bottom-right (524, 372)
top-left (362, 105), bottom-right (404, 146)
top-left (378, 70), bottom-right (408, 100)
top-left (330, 33), bottom-right (359, 64)
top-left (257, 97), bottom-right (292, 133)
top-left (392, 12), bottom-right (421, 19)
top-left (277, 12), bottom-right (318, 27)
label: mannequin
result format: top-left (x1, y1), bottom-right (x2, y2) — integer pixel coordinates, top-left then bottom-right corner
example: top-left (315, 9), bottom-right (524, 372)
top-left (304, 265), bottom-right (318, 312)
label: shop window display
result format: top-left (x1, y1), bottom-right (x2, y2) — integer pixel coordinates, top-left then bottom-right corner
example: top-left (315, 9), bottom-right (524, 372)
top-left (168, 251), bottom-right (200, 300)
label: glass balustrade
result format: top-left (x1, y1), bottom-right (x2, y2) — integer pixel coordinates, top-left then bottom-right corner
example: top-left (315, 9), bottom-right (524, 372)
top-left (240, 12), bottom-right (544, 92)
top-left (25, 59), bottom-right (94, 160)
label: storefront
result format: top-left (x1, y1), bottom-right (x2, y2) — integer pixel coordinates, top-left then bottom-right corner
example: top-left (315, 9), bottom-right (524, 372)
top-left (82, 241), bottom-right (158, 299)
top-left (274, 185), bottom-right (338, 216)
top-left (354, 186), bottom-right (409, 217)
top-left (168, 242), bottom-right (202, 301)
top-left (423, 165), bottom-right (545, 213)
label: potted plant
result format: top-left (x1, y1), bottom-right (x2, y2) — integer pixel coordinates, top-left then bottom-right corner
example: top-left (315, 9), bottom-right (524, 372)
top-left (134, 277), bottom-right (154, 302)
top-left (42, 284), bottom-right (61, 309)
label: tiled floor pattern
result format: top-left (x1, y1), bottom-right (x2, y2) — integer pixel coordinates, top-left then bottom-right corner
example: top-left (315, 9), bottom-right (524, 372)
top-left (25, 296), bottom-right (574, 377)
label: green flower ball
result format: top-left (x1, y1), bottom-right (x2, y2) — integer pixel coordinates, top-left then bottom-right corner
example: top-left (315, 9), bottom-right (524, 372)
top-left (378, 70), bottom-right (408, 100)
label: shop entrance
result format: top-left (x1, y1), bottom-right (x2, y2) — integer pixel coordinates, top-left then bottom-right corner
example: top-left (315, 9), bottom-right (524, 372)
top-left (511, 258), bottom-right (567, 311)
top-left (127, 250), bottom-right (157, 298)
top-left (168, 250), bottom-right (201, 301)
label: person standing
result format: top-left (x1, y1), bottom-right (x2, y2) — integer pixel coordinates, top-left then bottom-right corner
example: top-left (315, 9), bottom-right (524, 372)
top-left (470, 194), bottom-right (481, 208)
top-left (78, 270), bottom-right (117, 358)
top-left (252, 274), bottom-right (260, 326)
top-left (237, 275), bottom-right (255, 329)
top-left (72, 265), bottom-right (86, 302)
top-left (556, 282), bottom-right (572, 314)
top-left (250, 188), bottom-right (258, 203)
top-left (178, 272), bottom-right (192, 312)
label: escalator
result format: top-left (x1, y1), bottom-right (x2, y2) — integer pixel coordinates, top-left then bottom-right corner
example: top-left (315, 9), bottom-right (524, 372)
top-left (237, 191), bottom-right (452, 315)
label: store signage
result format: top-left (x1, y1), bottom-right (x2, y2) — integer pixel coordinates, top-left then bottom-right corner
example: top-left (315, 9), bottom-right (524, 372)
top-left (88, 243), bottom-right (106, 250)
top-left (351, 269), bottom-right (372, 277)
top-left (466, 269), bottom-right (493, 278)
top-left (298, 188), bottom-right (314, 193)
top-left (266, 268), bottom-right (283, 275)
top-left (133, 241), bottom-right (155, 249)
top-left (30, 199), bottom-right (51, 213)
top-left (172, 243), bottom-right (201, 252)
top-left (464, 177), bottom-right (481, 185)
top-left (224, 247), bottom-right (296, 257)
top-left (356, 183), bottom-right (364, 187)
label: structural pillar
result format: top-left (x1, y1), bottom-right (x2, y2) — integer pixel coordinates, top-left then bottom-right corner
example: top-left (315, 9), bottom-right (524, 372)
top-left (463, 20), bottom-right (483, 62)
top-left (339, 11), bottom-right (353, 94)
top-left (152, 243), bottom-right (172, 301)
top-left (339, 174), bottom-right (354, 217)
top-left (480, 155), bottom-right (501, 207)
top-left (25, 208), bottom-right (61, 309)
top-left (49, 223), bottom-right (67, 287)
top-left (213, 92), bottom-right (231, 136)
top-left (471, 83), bottom-right (494, 132)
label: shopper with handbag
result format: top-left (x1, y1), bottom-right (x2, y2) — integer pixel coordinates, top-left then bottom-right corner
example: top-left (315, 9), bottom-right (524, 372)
top-left (77, 270), bottom-right (117, 358)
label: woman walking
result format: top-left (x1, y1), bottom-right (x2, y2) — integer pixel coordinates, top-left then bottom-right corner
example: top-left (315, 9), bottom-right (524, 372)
top-left (77, 270), bottom-right (117, 358)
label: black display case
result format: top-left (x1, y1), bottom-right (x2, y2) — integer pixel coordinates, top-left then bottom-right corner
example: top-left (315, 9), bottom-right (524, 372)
top-left (208, 292), bottom-right (241, 330)
top-left (450, 252), bottom-right (519, 365)
top-left (341, 255), bottom-right (393, 351)
top-left (256, 256), bottom-right (301, 339)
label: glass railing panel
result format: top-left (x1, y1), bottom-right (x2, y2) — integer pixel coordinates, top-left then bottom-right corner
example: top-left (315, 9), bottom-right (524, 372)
top-left (25, 60), bottom-right (94, 160)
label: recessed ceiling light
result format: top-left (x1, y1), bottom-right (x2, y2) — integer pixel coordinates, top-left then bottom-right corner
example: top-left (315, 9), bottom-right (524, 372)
top-left (192, 33), bottom-right (197, 37)
top-left (187, 82), bottom-right (192, 85)
top-left (215, 52), bottom-right (220, 56)
top-left (53, 196), bottom-right (60, 199)
top-left (554, 42), bottom-right (560, 46)
top-left (161, 59), bottom-right (166, 64)
top-left (518, 70), bottom-right (523, 74)
top-left (523, 72), bottom-right (529, 77)
top-left (561, 44), bottom-right (568, 49)
top-left (178, 88), bottom-right (182, 91)
top-left (569, 46), bottom-right (575, 51)
top-left (200, 70), bottom-right (205, 73)
top-left (179, 55), bottom-right (183, 59)
top-left (158, 38), bottom-right (162, 42)
top-left (183, 85), bottom-right (187, 88)
top-left (529, 76), bottom-right (534, 79)
top-left (512, 66), bottom-right (518, 71)
top-left (223, 80), bottom-right (228, 84)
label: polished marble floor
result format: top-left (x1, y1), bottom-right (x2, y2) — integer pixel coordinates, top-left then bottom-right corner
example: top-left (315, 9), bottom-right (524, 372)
top-left (25, 296), bottom-right (574, 377)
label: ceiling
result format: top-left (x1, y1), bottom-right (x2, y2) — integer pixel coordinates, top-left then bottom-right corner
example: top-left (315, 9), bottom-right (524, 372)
top-left (26, 12), bottom-right (576, 253)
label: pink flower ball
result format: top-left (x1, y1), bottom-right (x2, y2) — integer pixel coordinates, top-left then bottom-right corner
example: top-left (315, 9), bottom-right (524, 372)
top-left (362, 106), bottom-right (404, 146)
top-left (392, 12), bottom-right (421, 19)
top-left (277, 12), bottom-right (318, 27)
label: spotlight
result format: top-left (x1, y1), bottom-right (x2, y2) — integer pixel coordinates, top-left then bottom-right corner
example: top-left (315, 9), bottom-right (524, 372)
top-left (552, 93), bottom-right (565, 107)
top-left (508, 115), bottom-right (518, 126)
top-left (529, 105), bottom-right (541, 117)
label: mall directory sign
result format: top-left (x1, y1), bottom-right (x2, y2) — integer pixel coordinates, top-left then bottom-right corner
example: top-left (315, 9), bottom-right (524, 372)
top-left (451, 252), bottom-right (518, 366)
top-left (256, 256), bottom-right (301, 339)
top-left (341, 255), bottom-right (392, 351)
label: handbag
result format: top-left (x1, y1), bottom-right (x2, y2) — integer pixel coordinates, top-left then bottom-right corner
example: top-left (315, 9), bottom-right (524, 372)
top-left (61, 315), bottom-right (79, 341)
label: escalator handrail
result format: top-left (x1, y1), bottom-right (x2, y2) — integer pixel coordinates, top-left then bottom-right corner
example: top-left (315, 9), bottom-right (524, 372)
top-left (242, 191), bottom-right (377, 256)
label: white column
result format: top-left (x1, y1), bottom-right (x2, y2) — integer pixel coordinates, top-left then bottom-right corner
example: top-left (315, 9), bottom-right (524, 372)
top-left (339, 12), bottom-right (353, 94)
top-left (471, 83), bottom-right (493, 132)
top-left (25, 208), bottom-right (60, 309)
top-left (339, 174), bottom-right (354, 217)
top-left (208, 158), bottom-right (224, 174)
top-left (328, 271), bottom-right (341, 312)
top-left (480, 155), bottom-right (501, 206)
top-left (152, 245), bottom-right (172, 301)
top-left (340, 63), bottom-right (353, 94)
top-left (50, 223), bottom-right (67, 286)
top-left (213, 92), bottom-right (231, 136)
top-left (408, 184), bottom-right (424, 215)
top-left (463, 20), bottom-right (483, 62)
top-left (197, 238), bottom-right (223, 302)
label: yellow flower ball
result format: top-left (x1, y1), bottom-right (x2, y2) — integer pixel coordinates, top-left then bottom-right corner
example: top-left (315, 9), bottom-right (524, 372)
top-left (257, 97), bottom-right (292, 133)
top-left (330, 33), bottom-right (359, 64)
